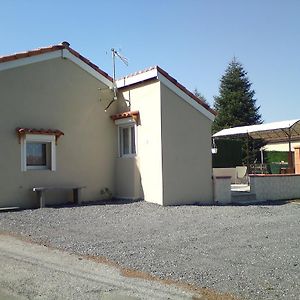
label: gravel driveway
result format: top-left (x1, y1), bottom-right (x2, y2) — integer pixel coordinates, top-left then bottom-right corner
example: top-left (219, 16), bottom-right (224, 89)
top-left (0, 201), bottom-right (299, 299)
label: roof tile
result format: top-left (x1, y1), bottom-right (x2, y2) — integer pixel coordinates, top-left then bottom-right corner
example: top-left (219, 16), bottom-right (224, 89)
top-left (111, 111), bottom-right (140, 121)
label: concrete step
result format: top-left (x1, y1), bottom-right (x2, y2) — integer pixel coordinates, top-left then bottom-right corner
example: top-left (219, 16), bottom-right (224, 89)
top-left (231, 192), bottom-right (262, 205)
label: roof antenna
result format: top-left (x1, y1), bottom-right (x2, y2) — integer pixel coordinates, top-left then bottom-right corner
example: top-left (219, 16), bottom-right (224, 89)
top-left (104, 48), bottom-right (128, 112)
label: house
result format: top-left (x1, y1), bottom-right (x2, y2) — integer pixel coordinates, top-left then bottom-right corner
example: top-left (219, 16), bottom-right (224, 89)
top-left (263, 141), bottom-right (300, 153)
top-left (0, 42), bottom-right (216, 208)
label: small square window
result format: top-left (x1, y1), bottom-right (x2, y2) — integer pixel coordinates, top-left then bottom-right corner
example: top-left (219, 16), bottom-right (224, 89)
top-left (20, 134), bottom-right (56, 171)
top-left (26, 142), bottom-right (51, 169)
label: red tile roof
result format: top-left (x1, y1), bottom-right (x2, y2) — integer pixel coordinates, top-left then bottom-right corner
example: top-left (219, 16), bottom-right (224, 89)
top-left (111, 111), bottom-right (140, 122)
top-left (119, 66), bottom-right (216, 116)
top-left (0, 41), bottom-right (113, 82)
top-left (16, 127), bottom-right (64, 143)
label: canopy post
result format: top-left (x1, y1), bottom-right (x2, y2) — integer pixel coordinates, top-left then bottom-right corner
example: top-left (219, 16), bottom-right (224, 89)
top-left (288, 133), bottom-right (293, 172)
top-left (246, 133), bottom-right (250, 173)
top-left (260, 147), bottom-right (264, 165)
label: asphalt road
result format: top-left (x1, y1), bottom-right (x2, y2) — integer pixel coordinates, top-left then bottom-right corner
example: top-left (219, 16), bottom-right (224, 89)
top-left (0, 234), bottom-right (233, 300)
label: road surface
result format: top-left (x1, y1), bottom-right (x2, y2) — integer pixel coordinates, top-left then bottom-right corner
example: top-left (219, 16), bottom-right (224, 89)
top-left (0, 234), bottom-right (233, 300)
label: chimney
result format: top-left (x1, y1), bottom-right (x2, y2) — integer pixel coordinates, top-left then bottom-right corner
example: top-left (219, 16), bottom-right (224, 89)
top-left (61, 41), bottom-right (70, 48)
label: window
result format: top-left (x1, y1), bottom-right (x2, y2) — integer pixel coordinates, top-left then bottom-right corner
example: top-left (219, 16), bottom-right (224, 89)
top-left (20, 134), bottom-right (56, 171)
top-left (26, 142), bottom-right (50, 169)
top-left (119, 125), bottom-right (136, 157)
top-left (112, 114), bottom-right (138, 158)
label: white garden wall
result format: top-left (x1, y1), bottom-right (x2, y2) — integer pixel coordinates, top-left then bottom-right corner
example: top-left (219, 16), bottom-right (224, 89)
top-left (250, 174), bottom-right (300, 201)
top-left (213, 176), bottom-right (231, 204)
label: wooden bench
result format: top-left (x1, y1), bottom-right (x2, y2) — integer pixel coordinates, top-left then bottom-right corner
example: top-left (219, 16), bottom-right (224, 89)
top-left (0, 207), bottom-right (20, 212)
top-left (32, 186), bottom-right (86, 208)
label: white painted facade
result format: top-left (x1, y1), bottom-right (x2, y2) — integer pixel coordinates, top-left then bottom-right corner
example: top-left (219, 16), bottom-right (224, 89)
top-left (0, 44), bottom-right (215, 208)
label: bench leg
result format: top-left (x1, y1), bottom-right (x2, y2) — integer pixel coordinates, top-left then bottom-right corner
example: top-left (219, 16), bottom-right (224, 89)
top-left (37, 191), bottom-right (45, 208)
top-left (73, 189), bottom-right (81, 205)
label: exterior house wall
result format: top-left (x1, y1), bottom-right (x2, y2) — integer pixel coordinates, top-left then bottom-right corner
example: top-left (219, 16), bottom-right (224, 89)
top-left (294, 146), bottom-right (300, 174)
top-left (263, 141), bottom-right (300, 152)
top-left (116, 80), bottom-right (164, 204)
top-left (0, 58), bottom-right (116, 208)
top-left (115, 157), bottom-right (143, 199)
top-left (160, 83), bottom-right (213, 205)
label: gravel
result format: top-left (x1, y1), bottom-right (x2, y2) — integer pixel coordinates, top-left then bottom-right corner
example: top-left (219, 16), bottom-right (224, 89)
top-left (0, 200), bottom-right (299, 299)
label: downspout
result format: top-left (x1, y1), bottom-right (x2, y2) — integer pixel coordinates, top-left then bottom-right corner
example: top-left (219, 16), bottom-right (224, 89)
top-left (246, 133), bottom-right (250, 173)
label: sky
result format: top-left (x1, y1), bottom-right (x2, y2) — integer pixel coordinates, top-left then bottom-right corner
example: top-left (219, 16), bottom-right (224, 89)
top-left (0, 0), bottom-right (299, 123)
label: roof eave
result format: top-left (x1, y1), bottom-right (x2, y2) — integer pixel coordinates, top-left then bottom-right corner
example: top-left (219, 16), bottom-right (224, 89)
top-left (0, 43), bottom-right (113, 86)
top-left (116, 66), bottom-right (216, 121)
top-left (213, 119), bottom-right (300, 141)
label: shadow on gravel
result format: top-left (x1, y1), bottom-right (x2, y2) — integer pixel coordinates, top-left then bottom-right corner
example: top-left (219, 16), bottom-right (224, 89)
top-left (46, 198), bottom-right (298, 209)
top-left (49, 198), bottom-right (143, 209)
top-left (0, 207), bottom-right (23, 213)
top-left (1, 198), bottom-right (296, 211)
top-left (0, 199), bottom-right (144, 212)
top-left (188, 200), bottom-right (294, 207)
top-left (228, 200), bottom-right (295, 206)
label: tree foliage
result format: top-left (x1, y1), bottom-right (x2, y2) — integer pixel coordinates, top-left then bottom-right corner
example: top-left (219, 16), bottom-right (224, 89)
top-left (213, 58), bottom-right (263, 164)
top-left (194, 88), bottom-right (210, 106)
top-left (212, 58), bottom-right (262, 133)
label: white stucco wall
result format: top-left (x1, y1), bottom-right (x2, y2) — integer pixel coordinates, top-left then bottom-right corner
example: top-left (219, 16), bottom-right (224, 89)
top-left (160, 83), bottom-right (213, 205)
top-left (115, 157), bottom-right (143, 199)
top-left (116, 77), bottom-right (214, 206)
top-left (117, 80), bottom-right (164, 205)
top-left (0, 58), bottom-right (116, 208)
top-left (213, 176), bottom-right (231, 204)
top-left (250, 174), bottom-right (300, 201)
top-left (213, 168), bottom-right (236, 184)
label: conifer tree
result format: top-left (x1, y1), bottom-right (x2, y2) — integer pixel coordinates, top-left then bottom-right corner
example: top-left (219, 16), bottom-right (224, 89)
top-left (213, 58), bottom-right (263, 164)
top-left (213, 58), bottom-right (262, 133)
top-left (194, 88), bottom-right (209, 106)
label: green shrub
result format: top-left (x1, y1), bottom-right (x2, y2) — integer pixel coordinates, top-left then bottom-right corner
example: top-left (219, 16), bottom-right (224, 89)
top-left (265, 151), bottom-right (288, 163)
top-left (212, 139), bottom-right (243, 168)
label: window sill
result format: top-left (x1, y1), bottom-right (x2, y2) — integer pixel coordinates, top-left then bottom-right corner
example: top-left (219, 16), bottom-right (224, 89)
top-left (25, 167), bottom-right (51, 171)
top-left (119, 154), bottom-right (137, 159)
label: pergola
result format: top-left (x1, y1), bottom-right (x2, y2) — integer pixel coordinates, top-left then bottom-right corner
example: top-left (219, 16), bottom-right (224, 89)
top-left (212, 119), bottom-right (300, 171)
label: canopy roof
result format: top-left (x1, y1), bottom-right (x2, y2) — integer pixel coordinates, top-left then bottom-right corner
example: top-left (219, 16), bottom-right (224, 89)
top-left (213, 119), bottom-right (300, 142)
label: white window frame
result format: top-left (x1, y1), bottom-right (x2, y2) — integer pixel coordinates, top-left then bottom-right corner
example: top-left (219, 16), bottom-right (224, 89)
top-left (115, 117), bottom-right (137, 158)
top-left (21, 134), bottom-right (56, 171)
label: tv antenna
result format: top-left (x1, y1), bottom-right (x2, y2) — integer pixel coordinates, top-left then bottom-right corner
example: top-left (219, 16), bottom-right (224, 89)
top-left (104, 48), bottom-right (128, 112)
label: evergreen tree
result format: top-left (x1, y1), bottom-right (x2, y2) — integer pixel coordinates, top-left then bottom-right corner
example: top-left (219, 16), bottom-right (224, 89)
top-left (194, 88), bottom-right (210, 106)
top-left (212, 58), bottom-right (262, 133)
top-left (212, 58), bottom-right (263, 165)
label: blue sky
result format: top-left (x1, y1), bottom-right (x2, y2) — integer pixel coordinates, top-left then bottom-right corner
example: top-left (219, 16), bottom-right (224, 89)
top-left (1, 0), bottom-right (299, 122)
